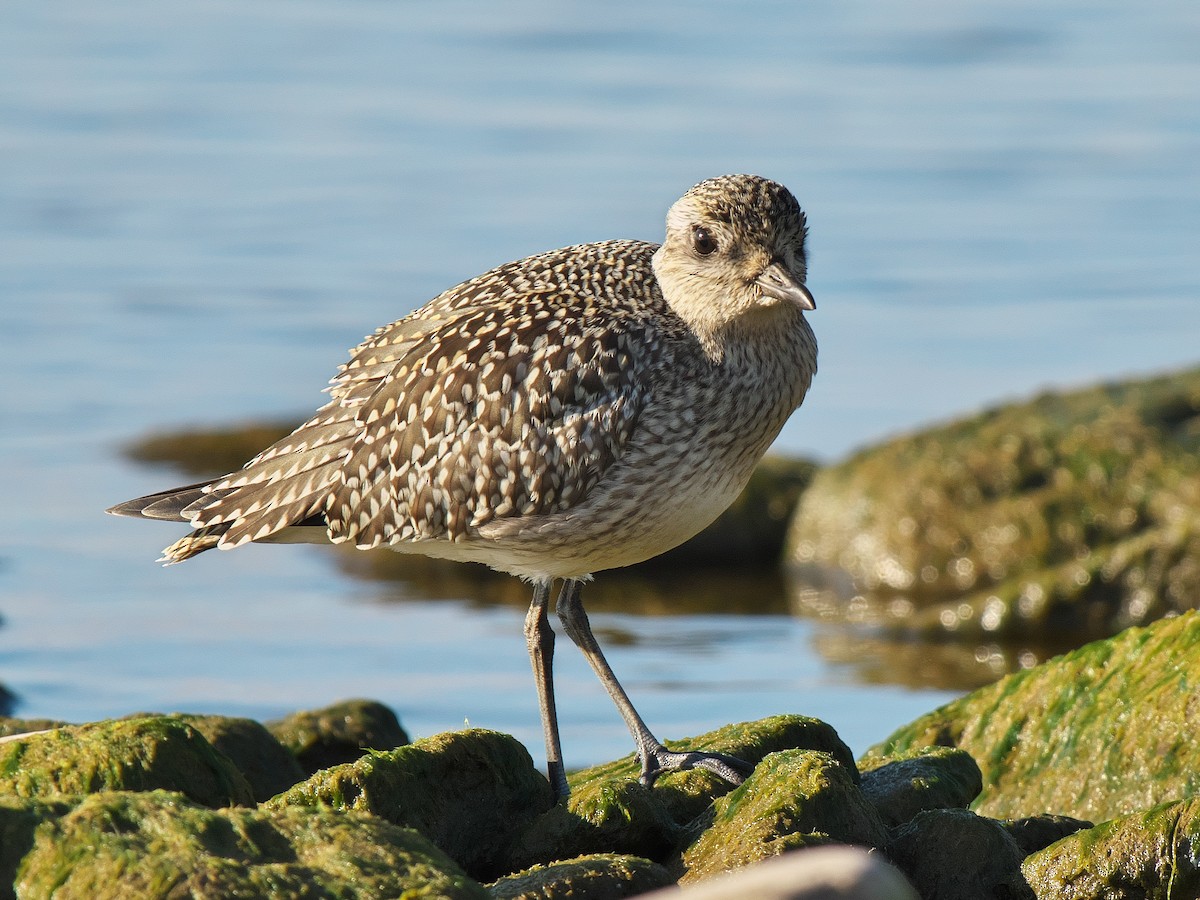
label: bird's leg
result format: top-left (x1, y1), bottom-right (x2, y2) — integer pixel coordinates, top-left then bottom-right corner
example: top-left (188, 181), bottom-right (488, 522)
top-left (555, 578), bottom-right (752, 788)
top-left (524, 579), bottom-right (570, 801)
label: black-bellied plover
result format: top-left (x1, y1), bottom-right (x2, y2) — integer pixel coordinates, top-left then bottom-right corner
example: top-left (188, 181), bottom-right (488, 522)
top-left (108, 174), bottom-right (818, 800)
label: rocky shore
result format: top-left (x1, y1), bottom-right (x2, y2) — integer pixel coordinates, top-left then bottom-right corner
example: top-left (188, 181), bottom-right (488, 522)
top-left (1, 611), bottom-right (1197, 898)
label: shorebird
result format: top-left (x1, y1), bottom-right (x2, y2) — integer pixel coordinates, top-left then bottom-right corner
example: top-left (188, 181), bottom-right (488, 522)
top-left (108, 174), bottom-right (818, 800)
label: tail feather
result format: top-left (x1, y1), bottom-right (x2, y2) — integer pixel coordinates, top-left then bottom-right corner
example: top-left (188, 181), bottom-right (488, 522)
top-left (106, 481), bottom-right (214, 521)
top-left (159, 523), bottom-right (231, 564)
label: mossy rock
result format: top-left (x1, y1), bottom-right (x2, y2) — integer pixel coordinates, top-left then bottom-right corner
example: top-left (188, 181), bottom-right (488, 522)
top-left (786, 365), bottom-right (1200, 638)
top-left (679, 749), bottom-right (888, 884)
top-left (265, 698), bottom-right (409, 775)
top-left (170, 714), bottom-right (305, 801)
top-left (887, 807), bottom-right (1033, 900)
top-left (1022, 797), bottom-right (1200, 898)
top-left (268, 728), bottom-right (553, 881)
top-left (0, 798), bottom-right (71, 900)
top-left (13, 790), bottom-right (486, 899)
top-left (872, 612), bottom-right (1200, 822)
top-left (0, 717), bottom-right (253, 808)
top-left (857, 745), bottom-right (983, 827)
top-left (509, 716), bottom-right (858, 871)
top-left (489, 853), bottom-right (673, 900)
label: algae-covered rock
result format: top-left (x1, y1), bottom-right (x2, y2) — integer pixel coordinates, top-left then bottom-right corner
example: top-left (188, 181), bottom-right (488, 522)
top-left (14, 790), bottom-right (487, 899)
top-left (857, 745), bottom-right (983, 828)
top-left (679, 750), bottom-right (888, 884)
top-left (266, 698), bottom-right (409, 775)
top-left (1002, 814), bottom-right (1093, 856)
top-left (1022, 797), bottom-right (1200, 899)
top-left (569, 715), bottom-right (858, 826)
top-left (269, 728), bottom-right (553, 880)
top-left (490, 853), bottom-right (673, 900)
top-left (510, 716), bottom-right (858, 871)
top-left (887, 807), bottom-right (1033, 900)
top-left (0, 799), bottom-right (70, 900)
top-left (0, 717), bottom-right (253, 808)
top-left (872, 612), bottom-right (1200, 822)
top-left (786, 366), bottom-right (1200, 638)
top-left (171, 714), bottom-right (305, 801)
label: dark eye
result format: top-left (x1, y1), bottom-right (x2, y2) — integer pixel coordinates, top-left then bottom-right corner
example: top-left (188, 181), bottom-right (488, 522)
top-left (692, 226), bottom-right (718, 256)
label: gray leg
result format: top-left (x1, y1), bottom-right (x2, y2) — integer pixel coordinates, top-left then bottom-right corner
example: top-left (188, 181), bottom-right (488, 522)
top-left (555, 578), bottom-right (751, 787)
top-left (525, 579), bottom-right (569, 801)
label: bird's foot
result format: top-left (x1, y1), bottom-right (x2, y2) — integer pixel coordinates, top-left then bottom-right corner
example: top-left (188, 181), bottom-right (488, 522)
top-left (638, 744), bottom-right (754, 787)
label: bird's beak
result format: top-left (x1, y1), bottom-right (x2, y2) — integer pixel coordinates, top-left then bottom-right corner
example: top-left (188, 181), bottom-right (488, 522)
top-left (757, 262), bottom-right (816, 310)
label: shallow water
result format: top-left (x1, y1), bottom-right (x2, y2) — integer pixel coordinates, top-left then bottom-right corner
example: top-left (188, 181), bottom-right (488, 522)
top-left (1, 0), bottom-right (1197, 767)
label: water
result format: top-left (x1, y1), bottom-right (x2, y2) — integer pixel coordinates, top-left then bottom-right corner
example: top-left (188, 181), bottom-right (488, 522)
top-left (1, 1), bottom-right (1197, 767)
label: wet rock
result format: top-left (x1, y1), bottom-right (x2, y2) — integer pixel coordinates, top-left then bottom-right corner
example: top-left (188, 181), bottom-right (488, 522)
top-left (1022, 797), bottom-right (1200, 898)
top-left (786, 365), bottom-right (1200, 638)
top-left (490, 853), bottom-right (674, 899)
top-left (14, 790), bottom-right (486, 899)
top-left (266, 697), bottom-right (409, 774)
top-left (268, 728), bottom-right (553, 881)
top-left (171, 714), bottom-right (305, 801)
top-left (887, 807), bottom-right (1033, 900)
top-left (651, 846), bottom-right (919, 900)
top-left (872, 612), bottom-right (1200, 822)
top-left (0, 717), bottom-right (253, 808)
top-left (509, 716), bottom-right (858, 870)
top-left (857, 745), bottom-right (983, 827)
top-left (679, 750), bottom-right (888, 884)
top-left (0, 798), bottom-right (70, 900)
top-left (1001, 814), bottom-right (1092, 856)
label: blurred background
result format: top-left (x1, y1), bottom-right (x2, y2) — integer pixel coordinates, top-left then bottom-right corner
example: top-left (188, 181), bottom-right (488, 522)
top-left (1, 1), bottom-right (1197, 767)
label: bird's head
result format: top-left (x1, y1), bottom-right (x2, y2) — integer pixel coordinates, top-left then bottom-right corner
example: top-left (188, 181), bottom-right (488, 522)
top-left (653, 174), bottom-right (814, 345)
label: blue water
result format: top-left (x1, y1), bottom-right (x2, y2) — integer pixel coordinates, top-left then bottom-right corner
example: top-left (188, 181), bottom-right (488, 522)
top-left (1, 1), bottom-right (1197, 768)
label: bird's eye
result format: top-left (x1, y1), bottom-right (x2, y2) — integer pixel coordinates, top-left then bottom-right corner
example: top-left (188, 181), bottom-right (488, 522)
top-left (692, 226), bottom-right (718, 256)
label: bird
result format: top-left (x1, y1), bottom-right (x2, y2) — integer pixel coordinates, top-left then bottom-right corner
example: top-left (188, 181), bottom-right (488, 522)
top-left (107, 174), bottom-right (818, 801)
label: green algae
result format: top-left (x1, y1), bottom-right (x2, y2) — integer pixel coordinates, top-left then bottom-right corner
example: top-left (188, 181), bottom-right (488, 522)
top-left (787, 365), bottom-right (1200, 637)
top-left (1023, 798), bottom-right (1200, 899)
top-left (857, 745), bottom-right (983, 827)
top-left (489, 853), bottom-right (673, 900)
top-left (0, 717), bottom-right (253, 808)
top-left (268, 728), bottom-right (553, 880)
top-left (679, 750), bottom-right (888, 884)
top-left (265, 698), bottom-right (409, 776)
top-left (873, 612), bottom-right (1200, 822)
top-left (167, 714), bottom-right (305, 802)
top-left (14, 790), bottom-right (486, 899)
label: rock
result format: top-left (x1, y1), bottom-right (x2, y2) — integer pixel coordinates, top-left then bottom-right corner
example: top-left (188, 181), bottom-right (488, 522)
top-left (1022, 797), bottom-right (1200, 898)
top-left (509, 716), bottom-right (858, 871)
top-left (857, 745), bottom-right (983, 827)
top-left (489, 853), bottom-right (674, 899)
top-left (267, 728), bottom-right (553, 881)
top-left (679, 750), bottom-right (889, 884)
top-left (0, 798), bottom-right (70, 900)
top-left (871, 612), bottom-right (1200, 822)
top-left (1001, 815), bottom-right (1093, 856)
top-left (785, 365), bottom-right (1200, 638)
top-left (13, 790), bottom-right (487, 899)
top-left (266, 698), bottom-right (409, 774)
top-left (647, 846), bottom-right (919, 900)
top-left (887, 807), bottom-right (1033, 900)
top-left (171, 714), bottom-right (305, 801)
top-left (0, 717), bottom-right (253, 808)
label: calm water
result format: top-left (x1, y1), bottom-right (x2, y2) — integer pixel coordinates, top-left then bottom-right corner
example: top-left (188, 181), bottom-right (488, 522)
top-left (1, 1), bottom-right (1198, 767)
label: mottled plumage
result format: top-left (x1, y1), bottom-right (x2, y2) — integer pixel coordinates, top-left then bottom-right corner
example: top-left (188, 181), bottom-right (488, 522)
top-left (109, 174), bottom-right (818, 799)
